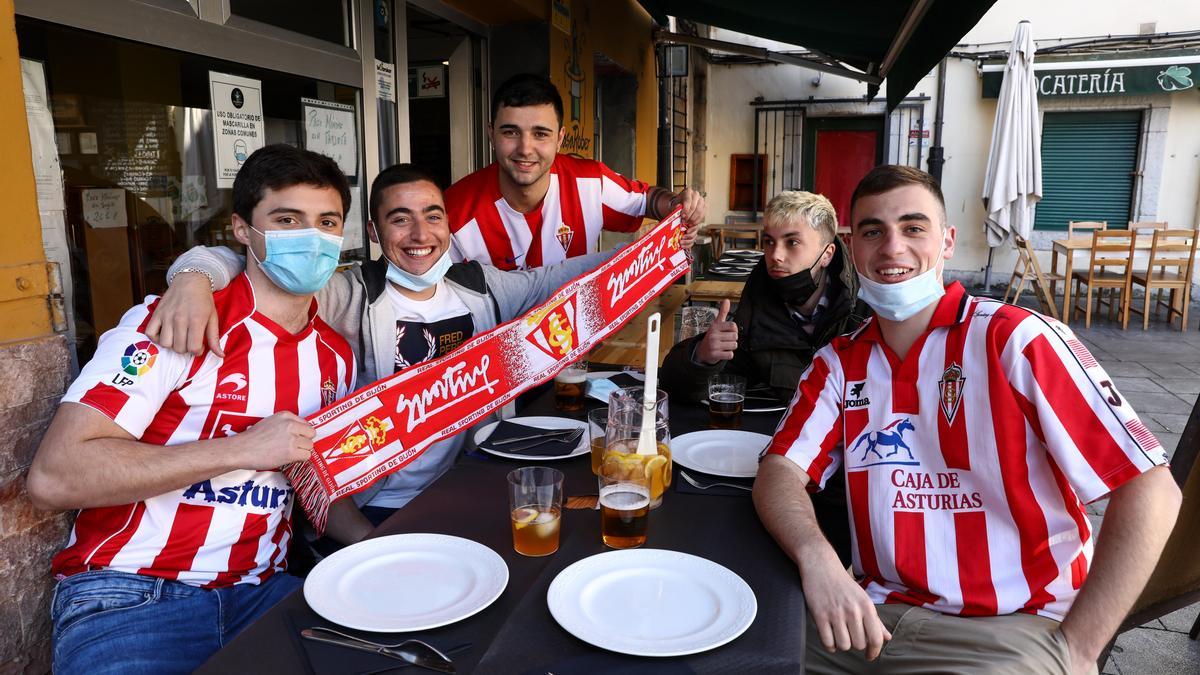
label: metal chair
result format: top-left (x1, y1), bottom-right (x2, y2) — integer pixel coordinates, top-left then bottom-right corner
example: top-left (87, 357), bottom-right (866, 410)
top-left (1071, 230), bottom-right (1137, 329)
top-left (1129, 228), bottom-right (1198, 331)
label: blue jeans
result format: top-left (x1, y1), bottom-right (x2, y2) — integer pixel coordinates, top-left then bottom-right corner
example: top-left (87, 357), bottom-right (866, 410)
top-left (51, 569), bottom-right (302, 675)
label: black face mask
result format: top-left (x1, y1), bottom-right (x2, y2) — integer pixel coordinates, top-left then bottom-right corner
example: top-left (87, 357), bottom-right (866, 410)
top-left (766, 245), bottom-right (831, 305)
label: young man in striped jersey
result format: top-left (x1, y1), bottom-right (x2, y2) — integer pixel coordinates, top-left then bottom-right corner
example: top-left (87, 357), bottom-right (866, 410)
top-left (754, 165), bottom-right (1181, 674)
top-left (445, 73), bottom-right (703, 270)
top-left (27, 145), bottom-right (365, 674)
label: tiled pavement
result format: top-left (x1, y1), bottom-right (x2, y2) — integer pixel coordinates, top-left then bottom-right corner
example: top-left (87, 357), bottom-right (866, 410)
top-left (992, 286), bottom-right (1200, 674)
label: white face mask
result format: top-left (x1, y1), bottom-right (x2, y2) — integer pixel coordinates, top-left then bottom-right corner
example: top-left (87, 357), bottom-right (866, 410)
top-left (857, 264), bottom-right (945, 321)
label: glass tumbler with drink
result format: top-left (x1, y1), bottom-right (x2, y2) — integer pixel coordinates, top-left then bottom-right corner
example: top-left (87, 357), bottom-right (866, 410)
top-left (587, 407), bottom-right (608, 475)
top-left (507, 467), bottom-right (563, 557)
top-left (553, 360), bottom-right (588, 413)
top-left (598, 464), bottom-right (651, 549)
top-left (603, 387), bottom-right (671, 508)
top-left (708, 373), bottom-right (746, 430)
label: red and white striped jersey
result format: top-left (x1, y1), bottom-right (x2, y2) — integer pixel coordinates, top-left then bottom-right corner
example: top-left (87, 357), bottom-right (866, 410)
top-left (445, 154), bottom-right (651, 270)
top-left (53, 273), bottom-right (355, 587)
top-left (768, 282), bottom-right (1167, 621)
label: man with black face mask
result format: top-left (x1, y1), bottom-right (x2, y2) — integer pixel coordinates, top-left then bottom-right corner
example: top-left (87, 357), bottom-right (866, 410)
top-left (661, 191), bottom-right (869, 403)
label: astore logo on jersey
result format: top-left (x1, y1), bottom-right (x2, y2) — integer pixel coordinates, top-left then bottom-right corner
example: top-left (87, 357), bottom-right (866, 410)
top-left (216, 372), bottom-right (248, 402)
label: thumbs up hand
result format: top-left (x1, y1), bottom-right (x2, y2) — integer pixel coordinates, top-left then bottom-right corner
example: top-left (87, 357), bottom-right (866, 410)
top-left (695, 299), bottom-right (739, 365)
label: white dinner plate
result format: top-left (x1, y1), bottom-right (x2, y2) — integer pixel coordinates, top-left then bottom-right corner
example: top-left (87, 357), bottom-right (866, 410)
top-left (304, 533), bottom-right (508, 632)
top-left (671, 430), bottom-right (771, 478)
top-left (587, 370), bottom-right (645, 382)
top-left (473, 415), bottom-right (588, 460)
top-left (547, 549), bottom-right (757, 657)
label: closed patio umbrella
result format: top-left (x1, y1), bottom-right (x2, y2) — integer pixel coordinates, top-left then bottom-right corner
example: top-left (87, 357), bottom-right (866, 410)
top-left (982, 21), bottom-right (1041, 284)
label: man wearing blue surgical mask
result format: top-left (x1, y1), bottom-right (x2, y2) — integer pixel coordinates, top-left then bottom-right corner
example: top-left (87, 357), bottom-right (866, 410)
top-left (754, 165), bottom-right (1180, 674)
top-left (150, 164), bottom-right (658, 525)
top-left (27, 145), bottom-right (367, 673)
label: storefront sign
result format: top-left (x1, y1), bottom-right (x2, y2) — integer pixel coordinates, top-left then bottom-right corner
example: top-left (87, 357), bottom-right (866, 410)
top-left (302, 97), bottom-right (358, 178)
top-left (982, 55), bottom-right (1199, 98)
top-left (208, 72), bottom-right (264, 189)
top-left (81, 189), bottom-right (127, 229)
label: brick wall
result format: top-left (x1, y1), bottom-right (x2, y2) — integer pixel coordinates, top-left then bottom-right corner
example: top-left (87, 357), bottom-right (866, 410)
top-left (0, 335), bottom-right (73, 673)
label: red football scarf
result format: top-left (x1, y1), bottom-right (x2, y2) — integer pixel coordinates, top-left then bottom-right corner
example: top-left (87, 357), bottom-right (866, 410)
top-left (287, 209), bottom-right (689, 531)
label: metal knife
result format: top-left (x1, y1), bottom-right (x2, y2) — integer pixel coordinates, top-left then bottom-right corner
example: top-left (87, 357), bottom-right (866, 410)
top-left (300, 630), bottom-right (455, 673)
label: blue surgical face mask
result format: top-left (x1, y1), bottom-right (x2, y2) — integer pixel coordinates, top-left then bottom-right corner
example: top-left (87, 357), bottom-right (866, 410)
top-left (248, 226), bottom-right (342, 295)
top-left (385, 250), bottom-right (452, 291)
top-left (372, 222), bottom-right (452, 292)
top-left (856, 262), bottom-right (945, 322)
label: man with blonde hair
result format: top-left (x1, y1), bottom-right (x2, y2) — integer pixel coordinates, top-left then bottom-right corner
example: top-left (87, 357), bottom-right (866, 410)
top-left (661, 190), bottom-right (867, 401)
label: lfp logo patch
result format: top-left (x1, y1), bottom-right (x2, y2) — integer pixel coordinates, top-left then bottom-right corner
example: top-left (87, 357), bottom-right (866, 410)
top-left (122, 341), bottom-right (159, 377)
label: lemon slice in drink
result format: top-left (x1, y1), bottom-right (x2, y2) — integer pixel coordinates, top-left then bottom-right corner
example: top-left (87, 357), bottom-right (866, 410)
top-left (512, 507), bottom-right (539, 528)
top-left (644, 455), bottom-right (668, 498)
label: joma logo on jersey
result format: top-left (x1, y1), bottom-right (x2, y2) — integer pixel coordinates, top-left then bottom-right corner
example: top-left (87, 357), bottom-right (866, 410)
top-left (182, 479), bottom-right (290, 509)
top-left (845, 380), bottom-right (871, 409)
top-left (525, 296), bottom-right (578, 359)
top-left (850, 418), bottom-right (919, 468)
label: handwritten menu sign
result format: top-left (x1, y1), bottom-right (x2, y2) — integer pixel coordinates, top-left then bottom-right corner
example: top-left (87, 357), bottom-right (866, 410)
top-left (81, 189), bottom-right (127, 229)
top-left (209, 72), bottom-right (264, 189)
top-left (302, 98), bottom-right (358, 177)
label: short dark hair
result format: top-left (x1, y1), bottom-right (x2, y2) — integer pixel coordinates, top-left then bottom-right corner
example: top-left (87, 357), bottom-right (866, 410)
top-left (849, 165), bottom-right (946, 225)
top-left (491, 73), bottom-right (564, 126)
top-left (368, 164), bottom-right (443, 223)
top-left (232, 144), bottom-right (351, 223)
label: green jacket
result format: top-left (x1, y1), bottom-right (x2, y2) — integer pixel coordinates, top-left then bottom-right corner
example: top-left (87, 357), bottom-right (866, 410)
top-left (661, 239), bottom-right (869, 403)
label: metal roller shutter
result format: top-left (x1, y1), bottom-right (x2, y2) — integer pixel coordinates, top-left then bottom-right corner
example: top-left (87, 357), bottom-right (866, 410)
top-left (1035, 110), bottom-right (1141, 231)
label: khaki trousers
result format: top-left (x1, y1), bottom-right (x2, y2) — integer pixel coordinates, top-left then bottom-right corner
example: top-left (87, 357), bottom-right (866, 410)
top-left (806, 603), bottom-right (1099, 675)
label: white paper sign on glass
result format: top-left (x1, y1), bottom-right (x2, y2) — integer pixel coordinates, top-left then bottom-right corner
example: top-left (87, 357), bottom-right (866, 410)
top-left (208, 72), bottom-right (264, 189)
top-left (375, 60), bottom-right (396, 102)
top-left (81, 189), bottom-right (128, 229)
top-left (302, 97), bottom-right (358, 178)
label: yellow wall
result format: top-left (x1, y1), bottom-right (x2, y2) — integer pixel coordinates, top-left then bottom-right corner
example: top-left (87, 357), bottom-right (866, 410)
top-left (0, 0), bottom-right (53, 342)
top-left (549, 0), bottom-right (658, 184)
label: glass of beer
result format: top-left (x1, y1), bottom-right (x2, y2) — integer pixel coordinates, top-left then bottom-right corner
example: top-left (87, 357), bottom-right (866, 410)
top-left (588, 407), bottom-right (608, 475)
top-left (554, 360), bottom-right (588, 413)
top-left (507, 467), bottom-right (563, 557)
top-left (598, 465), bottom-right (651, 549)
top-left (708, 374), bottom-right (746, 430)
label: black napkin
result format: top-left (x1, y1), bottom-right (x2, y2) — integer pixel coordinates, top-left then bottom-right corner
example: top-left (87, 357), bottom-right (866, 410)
top-left (606, 372), bottom-right (644, 389)
top-left (285, 611), bottom-right (465, 675)
top-left (673, 469), bottom-right (754, 498)
top-left (521, 651), bottom-right (696, 675)
top-left (478, 421), bottom-right (580, 456)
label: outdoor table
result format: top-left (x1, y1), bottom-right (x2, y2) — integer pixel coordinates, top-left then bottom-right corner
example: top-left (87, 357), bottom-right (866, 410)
top-left (590, 285), bottom-right (688, 368)
top-left (688, 279), bottom-right (745, 304)
top-left (1050, 234), bottom-right (1153, 323)
top-left (196, 377), bottom-right (806, 674)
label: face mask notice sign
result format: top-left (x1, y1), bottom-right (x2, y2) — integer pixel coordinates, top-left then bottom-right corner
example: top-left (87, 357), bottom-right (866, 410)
top-left (209, 72), bottom-right (264, 189)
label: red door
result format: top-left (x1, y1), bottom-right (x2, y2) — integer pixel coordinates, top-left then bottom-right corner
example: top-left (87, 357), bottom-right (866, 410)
top-left (814, 130), bottom-right (879, 229)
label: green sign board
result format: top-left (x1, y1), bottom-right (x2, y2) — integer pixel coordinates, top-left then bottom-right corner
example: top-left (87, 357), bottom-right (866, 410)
top-left (982, 59), bottom-right (1198, 98)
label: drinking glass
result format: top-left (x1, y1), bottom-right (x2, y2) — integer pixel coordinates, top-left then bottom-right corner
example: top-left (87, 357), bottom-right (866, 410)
top-left (507, 467), bottom-right (563, 557)
top-left (553, 360), bottom-right (588, 412)
top-left (708, 374), bottom-right (746, 430)
top-left (598, 464), bottom-right (650, 549)
top-left (587, 407), bottom-right (608, 476)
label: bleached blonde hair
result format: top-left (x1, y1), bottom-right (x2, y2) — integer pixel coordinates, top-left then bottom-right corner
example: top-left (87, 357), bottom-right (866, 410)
top-left (763, 191), bottom-right (838, 244)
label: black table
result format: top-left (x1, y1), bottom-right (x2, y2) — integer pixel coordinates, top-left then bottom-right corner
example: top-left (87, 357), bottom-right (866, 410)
top-left (197, 385), bottom-right (805, 674)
